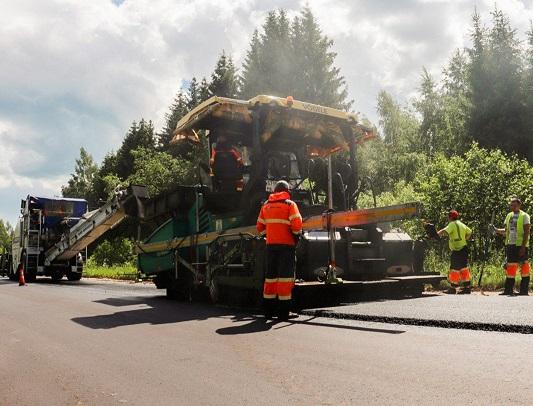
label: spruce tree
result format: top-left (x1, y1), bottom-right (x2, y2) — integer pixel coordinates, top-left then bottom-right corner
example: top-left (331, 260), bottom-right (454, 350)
top-left (61, 147), bottom-right (99, 201)
top-left (239, 8), bottom-right (350, 109)
top-left (240, 30), bottom-right (262, 98)
top-left (115, 119), bottom-right (155, 179)
top-left (199, 77), bottom-right (211, 101)
top-left (208, 51), bottom-right (238, 98)
top-left (159, 91), bottom-right (189, 149)
top-left (187, 77), bottom-right (200, 109)
top-left (468, 8), bottom-right (528, 158)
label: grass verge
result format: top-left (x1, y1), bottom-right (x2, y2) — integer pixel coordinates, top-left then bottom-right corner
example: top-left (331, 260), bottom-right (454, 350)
top-left (83, 264), bottom-right (139, 281)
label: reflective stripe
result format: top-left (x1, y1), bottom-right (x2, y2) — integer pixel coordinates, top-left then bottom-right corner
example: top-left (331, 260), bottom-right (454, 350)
top-left (506, 263), bottom-right (519, 278)
top-left (278, 295), bottom-right (292, 301)
top-left (292, 230), bottom-right (302, 235)
top-left (449, 270), bottom-right (460, 284)
top-left (263, 293), bottom-right (276, 299)
top-left (521, 262), bottom-right (531, 277)
top-left (288, 213), bottom-right (302, 221)
top-left (264, 278), bottom-right (278, 283)
top-left (459, 268), bottom-right (471, 282)
top-left (278, 277), bottom-right (295, 282)
top-left (257, 217), bottom-right (266, 224)
top-left (259, 230), bottom-right (266, 236)
top-left (264, 218), bottom-right (291, 225)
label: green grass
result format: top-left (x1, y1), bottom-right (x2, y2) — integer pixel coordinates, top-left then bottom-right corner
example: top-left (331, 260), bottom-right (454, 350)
top-left (83, 263), bottom-right (139, 281)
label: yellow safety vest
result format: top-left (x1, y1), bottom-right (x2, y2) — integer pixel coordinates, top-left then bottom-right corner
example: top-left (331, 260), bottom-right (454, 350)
top-left (444, 220), bottom-right (471, 251)
top-left (505, 210), bottom-right (530, 247)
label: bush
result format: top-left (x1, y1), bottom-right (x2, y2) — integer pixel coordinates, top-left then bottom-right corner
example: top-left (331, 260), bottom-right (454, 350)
top-left (91, 238), bottom-right (135, 266)
top-left (415, 143), bottom-right (533, 258)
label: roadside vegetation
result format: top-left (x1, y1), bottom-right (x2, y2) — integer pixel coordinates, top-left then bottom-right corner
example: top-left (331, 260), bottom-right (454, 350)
top-left (83, 258), bottom-right (138, 281)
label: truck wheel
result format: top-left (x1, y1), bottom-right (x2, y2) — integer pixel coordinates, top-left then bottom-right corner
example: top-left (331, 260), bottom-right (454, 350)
top-left (50, 271), bottom-right (64, 281)
top-left (66, 272), bottom-right (82, 281)
top-left (8, 269), bottom-right (17, 281)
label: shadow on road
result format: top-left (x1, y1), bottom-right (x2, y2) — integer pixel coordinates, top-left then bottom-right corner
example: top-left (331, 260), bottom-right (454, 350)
top-left (72, 296), bottom-right (232, 329)
top-left (215, 314), bottom-right (405, 335)
top-left (72, 294), bottom-right (405, 335)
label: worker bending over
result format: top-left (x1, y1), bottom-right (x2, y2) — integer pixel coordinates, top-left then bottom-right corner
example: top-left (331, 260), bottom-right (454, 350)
top-left (438, 210), bottom-right (473, 294)
top-left (256, 180), bottom-right (302, 320)
top-left (493, 197), bottom-right (531, 296)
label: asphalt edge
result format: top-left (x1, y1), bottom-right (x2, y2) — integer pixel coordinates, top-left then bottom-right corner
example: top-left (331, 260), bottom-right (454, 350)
top-left (299, 309), bottom-right (533, 334)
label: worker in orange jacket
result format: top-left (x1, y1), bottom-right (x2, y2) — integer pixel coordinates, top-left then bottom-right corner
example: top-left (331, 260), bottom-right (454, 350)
top-left (256, 180), bottom-right (303, 320)
top-left (210, 135), bottom-right (244, 191)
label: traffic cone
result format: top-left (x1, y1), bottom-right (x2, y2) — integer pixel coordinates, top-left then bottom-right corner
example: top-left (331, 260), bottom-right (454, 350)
top-left (18, 265), bottom-right (25, 286)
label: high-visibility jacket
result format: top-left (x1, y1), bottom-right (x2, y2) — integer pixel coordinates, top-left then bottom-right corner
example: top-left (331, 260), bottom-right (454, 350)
top-left (210, 147), bottom-right (243, 167)
top-left (256, 191), bottom-right (303, 246)
top-left (505, 210), bottom-right (530, 247)
top-left (444, 220), bottom-right (471, 251)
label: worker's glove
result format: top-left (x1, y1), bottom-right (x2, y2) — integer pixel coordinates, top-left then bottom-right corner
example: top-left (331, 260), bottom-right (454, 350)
top-left (488, 224), bottom-right (497, 237)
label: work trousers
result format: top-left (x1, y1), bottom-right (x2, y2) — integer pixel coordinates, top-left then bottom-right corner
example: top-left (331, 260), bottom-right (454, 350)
top-left (263, 245), bottom-right (296, 301)
top-left (505, 246), bottom-right (531, 278)
top-left (449, 246), bottom-right (471, 286)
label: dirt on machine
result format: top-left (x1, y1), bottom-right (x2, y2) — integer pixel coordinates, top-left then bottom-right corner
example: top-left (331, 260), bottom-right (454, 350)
top-left (135, 95), bottom-right (444, 307)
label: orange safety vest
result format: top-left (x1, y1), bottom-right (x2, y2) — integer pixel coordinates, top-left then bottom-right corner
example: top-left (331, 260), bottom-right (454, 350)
top-left (210, 147), bottom-right (243, 167)
top-left (256, 191), bottom-right (303, 246)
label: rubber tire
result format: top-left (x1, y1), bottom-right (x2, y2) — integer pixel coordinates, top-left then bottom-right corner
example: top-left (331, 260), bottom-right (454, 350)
top-left (66, 272), bottom-right (82, 281)
top-left (8, 269), bottom-right (17, 282)
top-left (50, 271), bottom-right (64, 282)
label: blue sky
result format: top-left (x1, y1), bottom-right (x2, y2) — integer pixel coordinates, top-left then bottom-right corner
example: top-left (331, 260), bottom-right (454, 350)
top-left (1, 0), bottom-right (532, 225)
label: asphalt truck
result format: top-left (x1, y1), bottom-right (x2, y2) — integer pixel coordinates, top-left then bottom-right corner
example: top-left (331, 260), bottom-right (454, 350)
top-left (1, 186), bottom-right (147, 282)
top-left (136, 95), bottom-right (443, 306)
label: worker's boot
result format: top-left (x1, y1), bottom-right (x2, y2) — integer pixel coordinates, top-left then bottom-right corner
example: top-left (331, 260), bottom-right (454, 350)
top-left (263, 298), bottom-right (276, 320)
top-left (500, 278), bottom-right (516, 296)
top-left (458, 282), bottom-right (471, 295)
top-left (446, 285), bottom-right (458, 294)
top-left (519, 276), bottom-right (530, 296)
top-left (277, 301), bottom-right (290, 321)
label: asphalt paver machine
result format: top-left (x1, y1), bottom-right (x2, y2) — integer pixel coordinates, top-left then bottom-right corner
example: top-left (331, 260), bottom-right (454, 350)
top-left (136, 95), bottom-right (443, 306)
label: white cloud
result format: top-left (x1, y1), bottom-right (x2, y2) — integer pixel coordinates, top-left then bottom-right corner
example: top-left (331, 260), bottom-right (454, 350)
top-left (1, 0), bottom-right (532, 223)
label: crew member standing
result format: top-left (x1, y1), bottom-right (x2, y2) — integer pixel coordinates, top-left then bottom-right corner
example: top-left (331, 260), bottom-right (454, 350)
top-left (256, 180), bottom-right (302, 320)
top-left (494, 197), bottom-right (531, 296)
top-left (437, 210), bottom-right (473, 294)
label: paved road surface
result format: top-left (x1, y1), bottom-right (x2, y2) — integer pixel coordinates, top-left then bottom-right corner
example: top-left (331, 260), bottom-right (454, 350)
top-left (1, 278), bottom-right (533, 405)
top-left (304, 292), bottom-right (533, 332)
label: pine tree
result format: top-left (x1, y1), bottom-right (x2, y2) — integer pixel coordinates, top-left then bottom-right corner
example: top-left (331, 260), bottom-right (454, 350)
top-left (199, 77), bottom-right (210, 101)
top-left (208, 51), bottom-right (238, 98)
top-left (443, 49), bottom-right (470, 97)
top-left (187, 77), bottom-right (200, 110)
top-left (239, 8), bottom-right (350, 109)
top-left (115, 119), bottom-right (155, 179)
top-left (240, 29), bottom-right (262, 98)
top-left (523, 24), bottom-right (533, 160)
top-left (292, 7), bottom-right (351, 109)
top-left (468, 8), bottom-right (528, 158)
top-left (159, 91), bottom-right (189, 149)
top-left (62, 147), bottom-right (99, 201)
